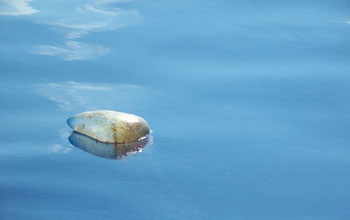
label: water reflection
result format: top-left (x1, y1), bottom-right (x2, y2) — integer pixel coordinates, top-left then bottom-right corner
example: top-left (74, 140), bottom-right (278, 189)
top-left (68, 132), bottom-right (151, 160)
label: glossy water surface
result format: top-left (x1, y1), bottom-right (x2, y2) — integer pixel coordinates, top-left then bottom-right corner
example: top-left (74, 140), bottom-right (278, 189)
top-left (1, 0), bottom-right (350, 219)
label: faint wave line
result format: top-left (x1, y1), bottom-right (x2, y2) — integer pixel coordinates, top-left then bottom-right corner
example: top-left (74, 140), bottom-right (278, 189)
top-left (35, 81), bottom-right (146, 111)
top-left (31, 0), bottom-right (140, 61)
top-left (30, 41), bottom-right (111, 61)
top-left (0, 0), bottom-right (38, 16)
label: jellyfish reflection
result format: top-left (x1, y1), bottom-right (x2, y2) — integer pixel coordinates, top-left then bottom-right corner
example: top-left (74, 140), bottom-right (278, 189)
top-left (68, 132), bottom-right (150, 159)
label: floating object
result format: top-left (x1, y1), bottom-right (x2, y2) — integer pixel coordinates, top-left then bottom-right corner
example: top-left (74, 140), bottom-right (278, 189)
top-left (69, 132), bottom-right (150, 159)
top-left (67, 110), bottom-right (150, 143)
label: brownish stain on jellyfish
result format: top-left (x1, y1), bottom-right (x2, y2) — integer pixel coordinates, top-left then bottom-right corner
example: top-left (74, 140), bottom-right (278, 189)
top-left (110, 124), bottom-right (118, 143)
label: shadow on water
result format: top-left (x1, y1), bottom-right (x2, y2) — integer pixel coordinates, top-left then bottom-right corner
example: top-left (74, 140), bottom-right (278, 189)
top-left (68, 132), bottom-right (151, 160)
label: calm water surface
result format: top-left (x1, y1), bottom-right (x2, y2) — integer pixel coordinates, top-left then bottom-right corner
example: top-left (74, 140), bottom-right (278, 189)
top-left (1, 0), bottom-right (350, 219)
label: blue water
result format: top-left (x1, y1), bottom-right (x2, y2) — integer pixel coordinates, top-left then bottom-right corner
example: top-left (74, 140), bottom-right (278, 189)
top-left (1, 1), bottom-right (350, 219)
